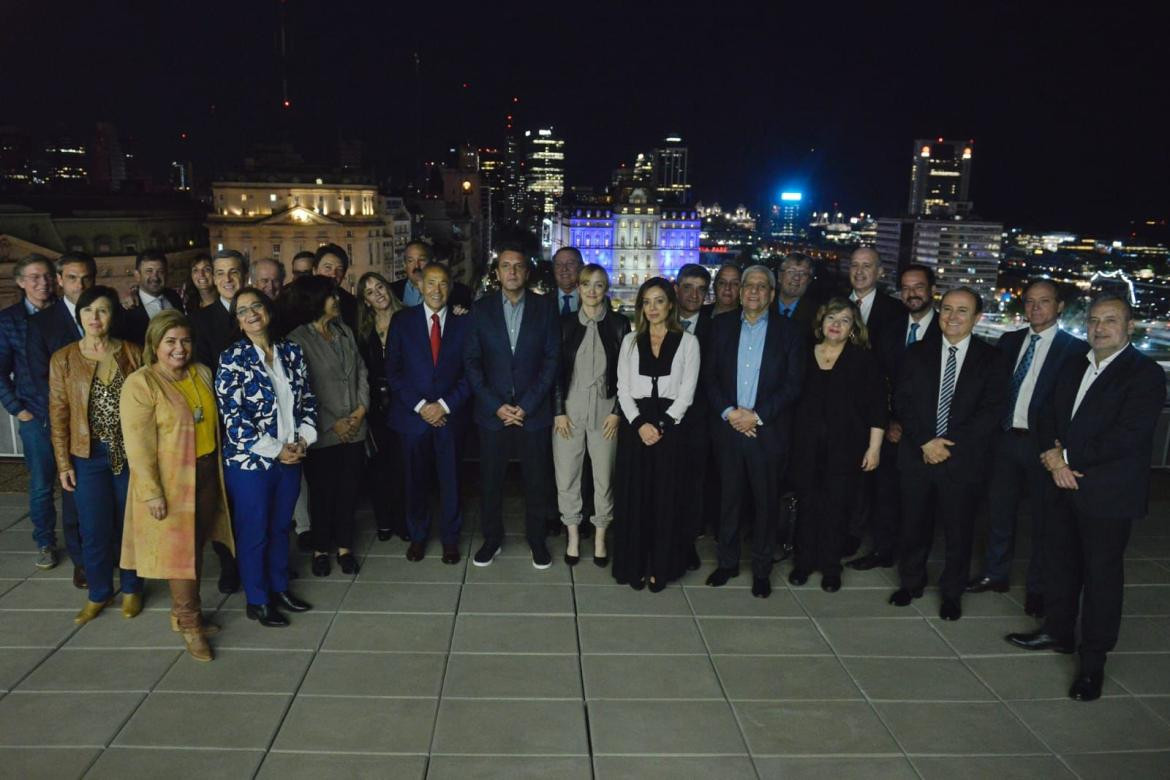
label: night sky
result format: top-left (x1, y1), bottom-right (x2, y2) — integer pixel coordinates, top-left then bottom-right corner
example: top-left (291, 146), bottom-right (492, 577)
top-left (2, 2), bottom-right (1164, 235)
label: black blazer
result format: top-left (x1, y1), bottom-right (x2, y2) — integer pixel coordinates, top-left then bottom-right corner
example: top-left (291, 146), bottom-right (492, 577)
top-left (775, 294), bottom-right (821, 342)
top-left (702, 312), bottom-right (805, 455)
top-left (1038, 345), bottom-right (1166, 519)
top-left (191, 301), bottom-right (238, 369)
top-left (24, 299), bottom-right (82, 421)
top-left (120, 288), bottom-right (185, 345)
top-left (337, 287), bottom-right (359, 333)
top-left (997, 327), bottom-right (1089, 430)
top-left (553, 307), bottom-right (631, 416)
top-left (895, 335), bottom-right (1006, 483)
top-left (390, 278), bottom-right (474, 311)
top-left (791, 342), bottom-right (888, 483)
top-left (876, 312), bottom-right (942, 418)
top-left (857, 291), bottom-right (907, 341)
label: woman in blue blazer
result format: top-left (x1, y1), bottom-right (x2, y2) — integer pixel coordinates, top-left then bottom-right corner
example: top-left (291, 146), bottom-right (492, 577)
top-left (215, 287), bottom-right (317, 627)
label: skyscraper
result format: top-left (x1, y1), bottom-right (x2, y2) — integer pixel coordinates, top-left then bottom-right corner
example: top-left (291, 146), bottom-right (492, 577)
top-left (524, 127), bottom-right (565, 221)
top-left (652, 135), bottom-right (689, 204)
top-left (908, 138), bottom-right (973, 216)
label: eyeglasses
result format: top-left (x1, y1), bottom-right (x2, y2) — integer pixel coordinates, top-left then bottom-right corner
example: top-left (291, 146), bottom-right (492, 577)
top-left (235, 303), bottom-right (266, 318)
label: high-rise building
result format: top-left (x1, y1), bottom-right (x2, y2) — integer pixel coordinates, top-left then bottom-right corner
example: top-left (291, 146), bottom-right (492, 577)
top-left (523, 128), bottom-right (565, 221)
top-left (768, 192), bottom-right (804, 239)
top-left (652, 136), bottom-right (689, 204)
top-left (876, 215), bottom-right (1003, 304)
top-left (908, 138), bottom-right (974, 216)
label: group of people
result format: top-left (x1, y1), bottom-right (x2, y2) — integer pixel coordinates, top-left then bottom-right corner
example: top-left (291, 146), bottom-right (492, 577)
top-left (0, 240), bottom-right (1163, 702)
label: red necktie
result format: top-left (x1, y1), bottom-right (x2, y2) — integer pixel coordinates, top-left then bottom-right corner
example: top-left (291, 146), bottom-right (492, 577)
top-left (430, 313), bottom-right (441, 366)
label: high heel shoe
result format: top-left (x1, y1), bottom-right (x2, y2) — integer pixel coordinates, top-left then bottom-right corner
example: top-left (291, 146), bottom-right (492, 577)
top-left (648, 577), bottom-right (666, 593)
top-left (121, 592), bottom-right (143, 619)
top-left (337, 552), bottom-right (359, 575)
top-left (180, 628), bottom-right (213, 662)
top-left (311, 554), bottom-right (330, 577)
top-left (74, 597), bottom-right (113, 625)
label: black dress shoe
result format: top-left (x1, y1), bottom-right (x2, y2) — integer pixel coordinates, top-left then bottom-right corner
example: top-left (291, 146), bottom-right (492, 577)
top-left (338, 552), bottom-right (359, 575)
top-left (441, 544), bottom-right (461, 565)
top-left (888, 587), bottom-right (924, 607)
top-left (840, 535), bottom-right (861, 558)
top-left (593, 553), bottom-right (609, 568)
top-left (706, 567), bottom-right (739, 587)
top-left (939, 598), bottom-right (962, 621)
top-left (406, 542), bottom-right (425, 562)
top-left (564, 551), bottom-right (580, 566)
top-left (967, 576), bottom-right (1010, 594)
top-left (1004, 630), bottom-right (1075, 654)
top-left (787, 568), bottom-right (810, 586)
top-left (246, 603), bottom-right (288, 627)
top-left (846, 552), bottom-right (893, 571)
top-left (686, 545), bottom-right (701, 571)
top-left (311, 554), bottom-right (330, 577)
top-left (376, 528), bottom-right (394, 542)
top-left (1025, 592), bottom-right (1045, 618)
top-left (752, 577), bottom-right (772, 598)
top-left (821, 574), bottom-right (841, 593)
top-left (1069, 671), bottom-right (1103, 702)
top-left (273, 591), bottom-right (312, 612)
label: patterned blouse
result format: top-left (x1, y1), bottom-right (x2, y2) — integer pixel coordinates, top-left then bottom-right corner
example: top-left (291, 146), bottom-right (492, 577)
top-left (88, 367), bottom-right (127, 475)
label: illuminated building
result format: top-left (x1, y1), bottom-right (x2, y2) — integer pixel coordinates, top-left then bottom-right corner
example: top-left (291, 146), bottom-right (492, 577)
top-left (381, 196), bottom-right (413, 281)
top-left (524, 128), bottom-right (565, 221)
top-left (652, 136), bottom-right (690, 204)
top-left (908, 138), bottom-right (974, 216)
top-left (769, 192), bottom-right (804, 239)
top-left (877, 215), bottom-right (1003, 303)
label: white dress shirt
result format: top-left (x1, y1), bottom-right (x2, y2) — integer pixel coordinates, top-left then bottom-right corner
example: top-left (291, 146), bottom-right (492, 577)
top-left (850, 289), bottom-right (876, 325)
top-left (139, 289), bottom-right (171, 319)
top-left (616, 331), bottom-right (700, 424)
top-left (1010, 324), bottom-right (1059, 429)
top-left (904, 308), bottom-right (935, 344)
top-left (412, 304), bottom-right (451, 415)
top-left (63, 298), bottom-right (83, 337)
top-left (938, 334), bottom-right (973, 390)
top-left (251, 344), bottom-right (318, 458)
top-left (1071, 346), bottom-right (1126, 419)
top-left (680, 313), bottom-right (700, 333)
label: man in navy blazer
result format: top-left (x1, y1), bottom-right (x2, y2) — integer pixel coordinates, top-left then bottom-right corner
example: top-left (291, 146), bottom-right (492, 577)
top-left (703, 265), bottom-right (805, 598)
top-left (969, 280), bottom-right (1089, 618)
top-left (386, 262), bottom-right (472, 564)
top-left (890, 287), bottom-right (1006, 621)
top-left (464, 243), bottom-right (560, 569)
top-left (1008, 294), bottom-right (1166, 701)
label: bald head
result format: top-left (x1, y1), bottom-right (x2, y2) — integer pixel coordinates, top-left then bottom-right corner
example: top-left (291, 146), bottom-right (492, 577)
top-left (849, 247), bottom-right (882, 296)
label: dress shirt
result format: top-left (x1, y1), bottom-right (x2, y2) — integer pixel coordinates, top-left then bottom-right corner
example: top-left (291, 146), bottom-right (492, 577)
top-left (680, 313), bottom-right (700, 333)
top-left (1010, 324), bottom-right (1059, 429)
top-left (250, 343), bottom-right (318, 459)
top-left (721, 312), bottom-right (768, 423)
top-left (503, 292), bottom-right (525, 353)
top-left (1071, 346), bottom-right (1126, 420)
top-left (558, 288), bottom-right (580, 314)
top-left (23, 298), bottom-right (41, 316)
top-left (938, 334), bottom-right (973, 392)
top-left (904, 309), bottom-right (935, 344)
top-left (850, 289), bottom-right (876, 325)
top-left (220, 296), bottom-right (232, 312)
top-left (776, 297), bottom-right (800, 318)
top-left (63, 298), bottom-right (83, 337)
top-left (403, 281), bottom-right (423, 307)
top-left (138, 290), bottom-right (170, 319)
top-left (616, 330), bottom-right (700, 425)
top-left (412, 304), bottom-right (452, 415)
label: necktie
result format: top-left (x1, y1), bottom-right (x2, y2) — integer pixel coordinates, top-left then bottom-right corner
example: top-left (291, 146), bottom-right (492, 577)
top-left (562, 294), bottom-right (572, 315)
top-left (430, 313), bottom-right (441, 366)
top-left (1004, 333), bottom-right (1042, 429)
top-left (906, 322), bottom-right (919, 346)
top-left (682, 319), bottom-right (693, 333)
top-left (936, 345), bottom-right (958, 437)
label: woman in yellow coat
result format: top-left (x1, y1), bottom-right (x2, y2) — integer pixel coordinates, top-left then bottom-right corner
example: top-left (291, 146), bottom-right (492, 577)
top-left (120, 309), bottom-right (234, 661)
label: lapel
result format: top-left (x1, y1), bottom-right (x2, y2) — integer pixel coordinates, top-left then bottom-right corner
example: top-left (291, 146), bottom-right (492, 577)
top-left (59, 300), bottom-right (81, 341)
top-left (761, 313), bottom-right (781, 382)
top-left (951, 338), bottom-right (983, 407)
top-left (1071, 345), bottom-right (1134, 424)
top-left (923, 339), bottom-right (944, 410)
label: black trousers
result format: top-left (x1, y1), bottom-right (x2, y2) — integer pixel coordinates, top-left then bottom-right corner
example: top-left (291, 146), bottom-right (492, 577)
top-left (980, 429), bottom-right (1050, 592)
top-left (1043, 495), bottom-right (1135, 674)
top-left (478, 425), bottom-right (554, 547)
top-left (869, 438), bottom-right (902, 557)
top-left (796, 470), bottom-right (861, 576)
top-left (304, 441), bottom-right (366, 551)
top-left (367, 420), bottom-right (406, 536)
top-left (898, 464), bottom-right (978, 600)
top-left (715, 424), bottom-right (780, 579)
top-left (678, 410), bottom-right (711, 540)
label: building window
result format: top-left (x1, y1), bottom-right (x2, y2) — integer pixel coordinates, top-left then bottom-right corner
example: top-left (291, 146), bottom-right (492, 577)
top-left (272, 244), bottom-right (281, 258)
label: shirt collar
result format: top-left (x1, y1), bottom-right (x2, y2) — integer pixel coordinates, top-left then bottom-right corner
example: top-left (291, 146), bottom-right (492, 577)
top-left (1029, 323), bottom-right (1059, 342)
top-left (63, 298), bottom-right (77, 319)
top-left (503, 291), bottom-right (526, 308)
top-left (741, 310), bottom-right (770, 327)
top-left (942, 333), bottom-right (972, 354)
top-left (23, 297), bottom-right (43, 315)
top-left (910, 308), bottom-right (934, 329)
top-left (424, 303), bottom-right (447, 323)
top-left (777, 297), bottom-right (799, 312)
top-left (220, 296), bottom-right (232, 311)
top-left (140, 289), bottom-right (164, 306)
top-left (851, 289), bottom-right (874, 303)
top-left (1088, 344), bottom-right (1128, 370)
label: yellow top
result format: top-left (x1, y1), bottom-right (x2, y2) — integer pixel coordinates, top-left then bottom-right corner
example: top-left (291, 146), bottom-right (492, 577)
top-left (172, 367), bottom-right (217, 457)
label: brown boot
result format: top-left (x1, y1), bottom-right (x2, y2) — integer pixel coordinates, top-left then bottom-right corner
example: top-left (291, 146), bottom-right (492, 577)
top-left (180, 628), bottom-right (213, 662)
top-left (170, 613), bottom-right (221, 636)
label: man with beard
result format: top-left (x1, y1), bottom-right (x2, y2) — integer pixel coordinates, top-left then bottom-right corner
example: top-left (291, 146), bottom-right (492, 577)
top-left (120, 250), bottom-right (184, 345)
top-left (391, 240), bottom-right (473, 311)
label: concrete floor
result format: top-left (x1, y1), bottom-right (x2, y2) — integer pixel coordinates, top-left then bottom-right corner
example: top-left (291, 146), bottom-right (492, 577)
top-left (0, 478), bottom-right (1169, 779)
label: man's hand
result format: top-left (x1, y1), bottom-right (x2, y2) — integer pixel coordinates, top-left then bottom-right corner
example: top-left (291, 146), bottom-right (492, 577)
top-left (147, 497), bottom-right (168, 520)
top-left (554, 414), bottom-right (573, 439)
top-left (1051, 464), bottom-right (1084, 490)
top-left (420, 402), bottom-right (446, 426)
top-left (16, 409), bottom-right (34, 423)
top-left (602, 414), bottom-right (620, 441)
top-left (1040, 444), bottom-right (1066, 472)
top-left (921, 437), bottom-right (954, 465)
top-left (885, 420), bottom-right (903, 444)
top-left (638, 422), bottom-right (661, 446)
top-left (452, 305), bottom-right (469, 315)
top-left (727, 408), bottom-right (759, 436)
top-left (332, 417), bottom-right (357, 441)
top-left (496, 404), bottom-right (525, 426)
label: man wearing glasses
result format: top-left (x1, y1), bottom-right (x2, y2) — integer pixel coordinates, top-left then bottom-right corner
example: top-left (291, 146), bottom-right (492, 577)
top-left (774, 252), bottom-right (820, 335)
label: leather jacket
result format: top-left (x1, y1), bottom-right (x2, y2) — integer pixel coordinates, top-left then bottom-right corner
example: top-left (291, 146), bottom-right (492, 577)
top-left (49, 340), bottom-right (144, 472)
top-left (553, 307), bottom-right (631, 416)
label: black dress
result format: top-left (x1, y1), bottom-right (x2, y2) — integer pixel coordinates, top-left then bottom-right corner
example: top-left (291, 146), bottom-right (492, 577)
top-left (612, 331), bottom-right (689, 589)
top-left (360, 325), bottom-right (406, 538)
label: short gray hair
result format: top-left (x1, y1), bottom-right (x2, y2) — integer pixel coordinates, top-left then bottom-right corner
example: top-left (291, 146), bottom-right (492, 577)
top-left (741, 264), bottom-right (776, 290)
top-left (250, 256), bottom-right (285, 283)
top-left (13, 253), bottom-right (54, 280)
top-left (213, 248), bottom-right (249, 276)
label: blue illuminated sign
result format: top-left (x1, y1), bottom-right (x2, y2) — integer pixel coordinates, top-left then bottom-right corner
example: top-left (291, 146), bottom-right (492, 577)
top-left (780, 192), bottom-right (802, 202)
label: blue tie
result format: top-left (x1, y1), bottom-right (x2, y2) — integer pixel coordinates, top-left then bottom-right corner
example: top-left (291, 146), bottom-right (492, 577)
top-left (936, 346), bottom-right (958, 437)
top-left (1004, 333), bottom-right (1042, 430)
top-left (562, 294), bottom-right (572, 315)
top-left (906, 322), bottom-right (919, 347)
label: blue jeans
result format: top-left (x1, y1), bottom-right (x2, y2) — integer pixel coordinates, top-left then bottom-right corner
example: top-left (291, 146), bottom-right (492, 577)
top-left (20, 418), bottom-right (82, 564)
top-left (72, 441), bottom-right (140, 602)
top-left (224, 462), bottom-right (301, 606)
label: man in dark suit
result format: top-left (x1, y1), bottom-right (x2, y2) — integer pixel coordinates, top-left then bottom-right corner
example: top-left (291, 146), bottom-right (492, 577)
top-left (774, 252), bottom-right (820, 335)
top-left (675, 263), bottom-right (715, 558)
top-left (464, 242), bottom-right (560, 568)
top-left (969, 280), bottom-right (1089, 617)
top-left (191, 249), bottom-right (245, 369)
top-left (290, 251), bottom-right (316, 280)
top-left (847, 247), bottom-right (905, 342)
top-left (849, 264), bottom-right (941, 571)
top-left (391, 240), bottom-right (474, 311)
top-left (313, 243), bottom-right (359, 332)
top-left (24, 252), bottom-right (94, 587)
top-left (889, 287), bottom-right (1005, 621)
top-left (386, 262), bottom-right (472, 564)
top-left (1008, 294), bottom-right (1166, 701)
top-left (703, 265), bottom-right (805, 598)
top-left (120, 249), bottom-right (185, 345)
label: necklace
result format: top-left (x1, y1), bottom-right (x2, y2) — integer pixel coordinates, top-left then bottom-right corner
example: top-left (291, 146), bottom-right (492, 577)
top-left (171, 367), bottom-right (205, 423)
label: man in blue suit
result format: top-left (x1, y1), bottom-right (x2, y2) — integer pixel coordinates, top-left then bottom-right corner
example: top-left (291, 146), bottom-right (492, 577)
top-left (464, 243), bottom-right (560, 569)
top-left (969, 280), bottom-right (1089, 618)
top-left (386, 262), bottom-right (472, 564)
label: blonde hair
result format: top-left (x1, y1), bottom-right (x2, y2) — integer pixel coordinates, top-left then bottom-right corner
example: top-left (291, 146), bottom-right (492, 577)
top-left (144, 309), bottom-right (195, 365)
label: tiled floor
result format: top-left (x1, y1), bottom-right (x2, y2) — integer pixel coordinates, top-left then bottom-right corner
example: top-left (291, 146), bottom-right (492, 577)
top-left (0, 483), bottom-right (1169, 778)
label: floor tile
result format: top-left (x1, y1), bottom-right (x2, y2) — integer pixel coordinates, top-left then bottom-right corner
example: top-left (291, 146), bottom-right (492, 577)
top-left (197, 610), bottom-right (332, 651)
top-left (1141, 694), bottom-right (1170, 723)
top-left (574, 584), bottom-right (691, 615)
top-left (0, 691), bottom-right (144, 746)
top-left (925, 616), bottom-right (1042, 656)
top-left (323, 612), bottom-right (453, 652)
top-left (444, 653), bottom-right (581, 698)
top-left (579, 616), bottom-right (704, 654)
top-left (0, 647), bottom-right (51, 690)
top-left (272, 695), bottom-right (436, 752)
top-left (221, 579), bottom-right (352, 612)
top-left (1107, 652), bottom-right (1170, 694)
top-left (0, 578), bottom-right (90, 609)
top-left (1117, 617), bottom-right (1170, 651)
top-left (582, 654), bottom-right (721, 699)
top-left (62, 609), bottom-right (177, 649)
top-left (930, 590), bottom-right (1029, 617)
top-left (964, 654), bottom-right (1102, 700)
top-left (700, 617), bottom-right (831, 655)
top-left (15, 648), bottom-right (178, 692)
top-left (0, 747), bottom-right (101, 780)
top-left (258, 753), bottom-right (428, 780)
top-left (874, 701), bottom-right (1047, 754)
top-left (452, 614), bottom-right (578, 653)
top-left (595, 756), bottom-right (757, 779)
top-left (459, 583), bottom-right (574, 614)
top-left (734, 700), bottom-right (899, 755)
top-left (1062, 751), bottom-right (1170, 779)
top-left (0, 609), bottom-right (78, 647)
top-left (86, 747), bottom-right (265, 779)
top-left (157, 648), bottom-right (313, 694)
top-left (1122, 585), bottom-right (1170, 615)
top-left (714, 655), bottom-right (860, 700)
top-left (338, 582), bottom-right (461, 613)
top-left (301, 650), bottom-right (446, 697)
top-left (795, 588), bottom-right (908, 618)
top-left (113, 691), bottom-right (290, 748)
top-left (842, 657), bottom-right (995, 701)
top-left (428, 755), bottom-right (592, 779)
top-left (432, 699), bottom-right (587, 754)
top-left (356, 554), bottom-right (467, 583)
top-left (815, 617), bottom-right (954, 657)
top-left (0, 553), bottom-right (40, 578)
top-left (588, 699), bottom-right (745, 754)
top-left (756, 756), bottom-right (918, 779)
top-left (911, 755), bottom-right (1075, 779)
top-left (1009, 697), bottom-right (1170, 752)
top-left (684, 585), bottom-right (805, 617)
top-left (464, 555), bottom-right (573, 583)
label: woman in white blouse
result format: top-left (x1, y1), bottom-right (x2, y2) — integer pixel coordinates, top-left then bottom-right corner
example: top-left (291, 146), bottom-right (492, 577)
top-left (611, 277), bottom-right (700, 592)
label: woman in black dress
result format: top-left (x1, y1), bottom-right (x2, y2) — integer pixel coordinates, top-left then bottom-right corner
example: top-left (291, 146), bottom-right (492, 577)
top-left (789, 298), bottom-right (887, 592)
top-left (612, 277), bottom-right (701, 592)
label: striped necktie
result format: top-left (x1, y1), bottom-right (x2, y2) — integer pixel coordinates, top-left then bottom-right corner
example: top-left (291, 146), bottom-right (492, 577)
top-left (1003, 333), bottom-right (1041, 430)
top-left (936, 345), bottom-right (958, 437)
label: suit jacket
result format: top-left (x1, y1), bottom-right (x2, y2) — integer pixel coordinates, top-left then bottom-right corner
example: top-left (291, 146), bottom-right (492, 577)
top-left (121, 288), bottom-right (185, 346)
top-left (702, 311), bottom-right (805, 456)
top-left (337, 287), bottom-right (359, 333)
top-left (288, 321), bottom-right (369, 449)
top-left (553, 307), bottom-right (631, 416)
top-left (464, 291), bottom-right (560, 430)
top-left (854, 290), bottom-right (906, 341)
top-left (997, 326), bottom-right (1089, 431)
top-left (895, 335), bottom-right (1006, 483)
top-left (191, 300), bottom-right (238, 369)
top-left (1038, 344), bottom-right (1166, 519)
top-left (390, 278), bottom-right (474, 310)
top-left (385, 305), bottom-right (472, 437)
top-left (25, 299), bottom-right (83, 422)
top-left (0, 299), bottom-right (41, 416)
top-left (775, 294), bottom-right (821, 342)
top-left (877, 312), bottom-right (942, 420)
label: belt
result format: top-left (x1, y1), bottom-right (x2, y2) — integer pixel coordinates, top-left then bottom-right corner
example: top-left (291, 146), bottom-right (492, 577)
top-left (1008, 427), bottom-right (1031, 436)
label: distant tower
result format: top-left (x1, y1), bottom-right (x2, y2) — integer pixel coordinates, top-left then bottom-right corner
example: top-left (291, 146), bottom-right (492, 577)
top-left (908, 138), bottom-right (974, 216)
top-left (652, 135), bottom-right (690, 204)
top-left (524, 127), bottom-right (565, 223)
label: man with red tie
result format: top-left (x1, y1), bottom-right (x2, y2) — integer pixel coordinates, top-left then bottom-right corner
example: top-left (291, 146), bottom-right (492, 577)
top-left (385, 263), bottom-right (472, 564)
